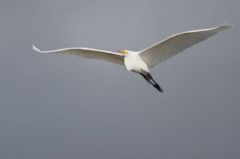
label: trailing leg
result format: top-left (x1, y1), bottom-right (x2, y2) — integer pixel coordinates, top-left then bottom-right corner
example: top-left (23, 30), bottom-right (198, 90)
top-left (139, 73), bottom-right (163, 93)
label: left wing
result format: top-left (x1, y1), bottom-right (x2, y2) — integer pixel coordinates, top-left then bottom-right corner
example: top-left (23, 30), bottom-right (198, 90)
top-left (32, 45), bottom-right (124, 65)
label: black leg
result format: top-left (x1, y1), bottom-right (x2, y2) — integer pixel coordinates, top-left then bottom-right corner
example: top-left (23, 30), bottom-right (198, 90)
top-left (139, 73), bottom-right (164, 93)
top-left (147, 73), bottom-right (164, 93)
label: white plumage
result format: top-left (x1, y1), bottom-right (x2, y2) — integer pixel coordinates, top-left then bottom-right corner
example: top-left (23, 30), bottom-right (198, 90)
top-left (32, 45), bottom-right (125, 65)
top-left (33, 24), bottom-right (232, 92)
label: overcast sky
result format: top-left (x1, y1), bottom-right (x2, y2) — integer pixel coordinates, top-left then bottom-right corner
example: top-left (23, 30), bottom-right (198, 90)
top-left (0, 0), bottom-right (239, 159)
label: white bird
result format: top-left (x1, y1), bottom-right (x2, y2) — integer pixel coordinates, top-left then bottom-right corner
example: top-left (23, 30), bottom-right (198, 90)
top-left (33, 24), bottom-right (232, 93)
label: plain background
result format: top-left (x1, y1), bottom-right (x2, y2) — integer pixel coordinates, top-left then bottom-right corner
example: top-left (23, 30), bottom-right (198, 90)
top-left (0, 0), bottom-right (239, 159)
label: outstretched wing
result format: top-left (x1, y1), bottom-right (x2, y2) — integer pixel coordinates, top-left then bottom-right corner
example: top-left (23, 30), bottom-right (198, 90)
top-left (139, 24), bottom-right (232, 68)
top-left (33, 45), bottom-right (124, 65)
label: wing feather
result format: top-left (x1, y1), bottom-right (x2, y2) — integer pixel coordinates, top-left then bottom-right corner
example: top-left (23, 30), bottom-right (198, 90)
top-left (32, 45), bottom-right (124, 65)
top-left (139, 24), bottom-right (233, 68)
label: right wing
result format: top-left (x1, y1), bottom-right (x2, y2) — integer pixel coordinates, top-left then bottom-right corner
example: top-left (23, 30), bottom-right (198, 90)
top-left (138, 24), bottom-right (232, 68)
top-left (32, 45), bottom-right (125, 65)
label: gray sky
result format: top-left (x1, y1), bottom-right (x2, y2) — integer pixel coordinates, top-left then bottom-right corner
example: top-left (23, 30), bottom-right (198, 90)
top-left (0, 0), bottom-right (239, 159)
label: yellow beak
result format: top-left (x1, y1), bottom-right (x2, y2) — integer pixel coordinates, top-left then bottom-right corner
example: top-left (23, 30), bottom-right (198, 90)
top-left (118, 49), bottom-right (128, 55)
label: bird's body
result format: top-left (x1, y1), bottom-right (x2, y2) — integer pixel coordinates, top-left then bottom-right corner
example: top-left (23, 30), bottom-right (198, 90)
top-left (124, 52), bottom-right (149, 74)
top-left (33, 24), bottom-right (232, 93)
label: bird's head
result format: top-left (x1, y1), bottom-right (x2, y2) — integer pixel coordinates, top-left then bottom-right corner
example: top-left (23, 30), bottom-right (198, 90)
top-left (118, 49), bottom-right (129, 55)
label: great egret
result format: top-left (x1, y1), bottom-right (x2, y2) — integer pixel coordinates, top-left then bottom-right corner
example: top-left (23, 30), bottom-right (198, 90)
top-left (33, 24), bottom-right (232, 93)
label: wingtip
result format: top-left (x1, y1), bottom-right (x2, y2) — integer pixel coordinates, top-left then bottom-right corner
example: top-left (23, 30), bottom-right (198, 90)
top-left (224, 24), bottom-right (234, 29)
top-left (218, 23), bottom-right (235, 31)
top-left (32, 45), bottom-right (41, 52)
top-left (229, 24), bottom-right (235, 28)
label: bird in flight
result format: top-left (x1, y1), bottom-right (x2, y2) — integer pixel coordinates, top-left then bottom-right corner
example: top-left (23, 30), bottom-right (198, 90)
top-left (33, 24), bottom-right (232, 93)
